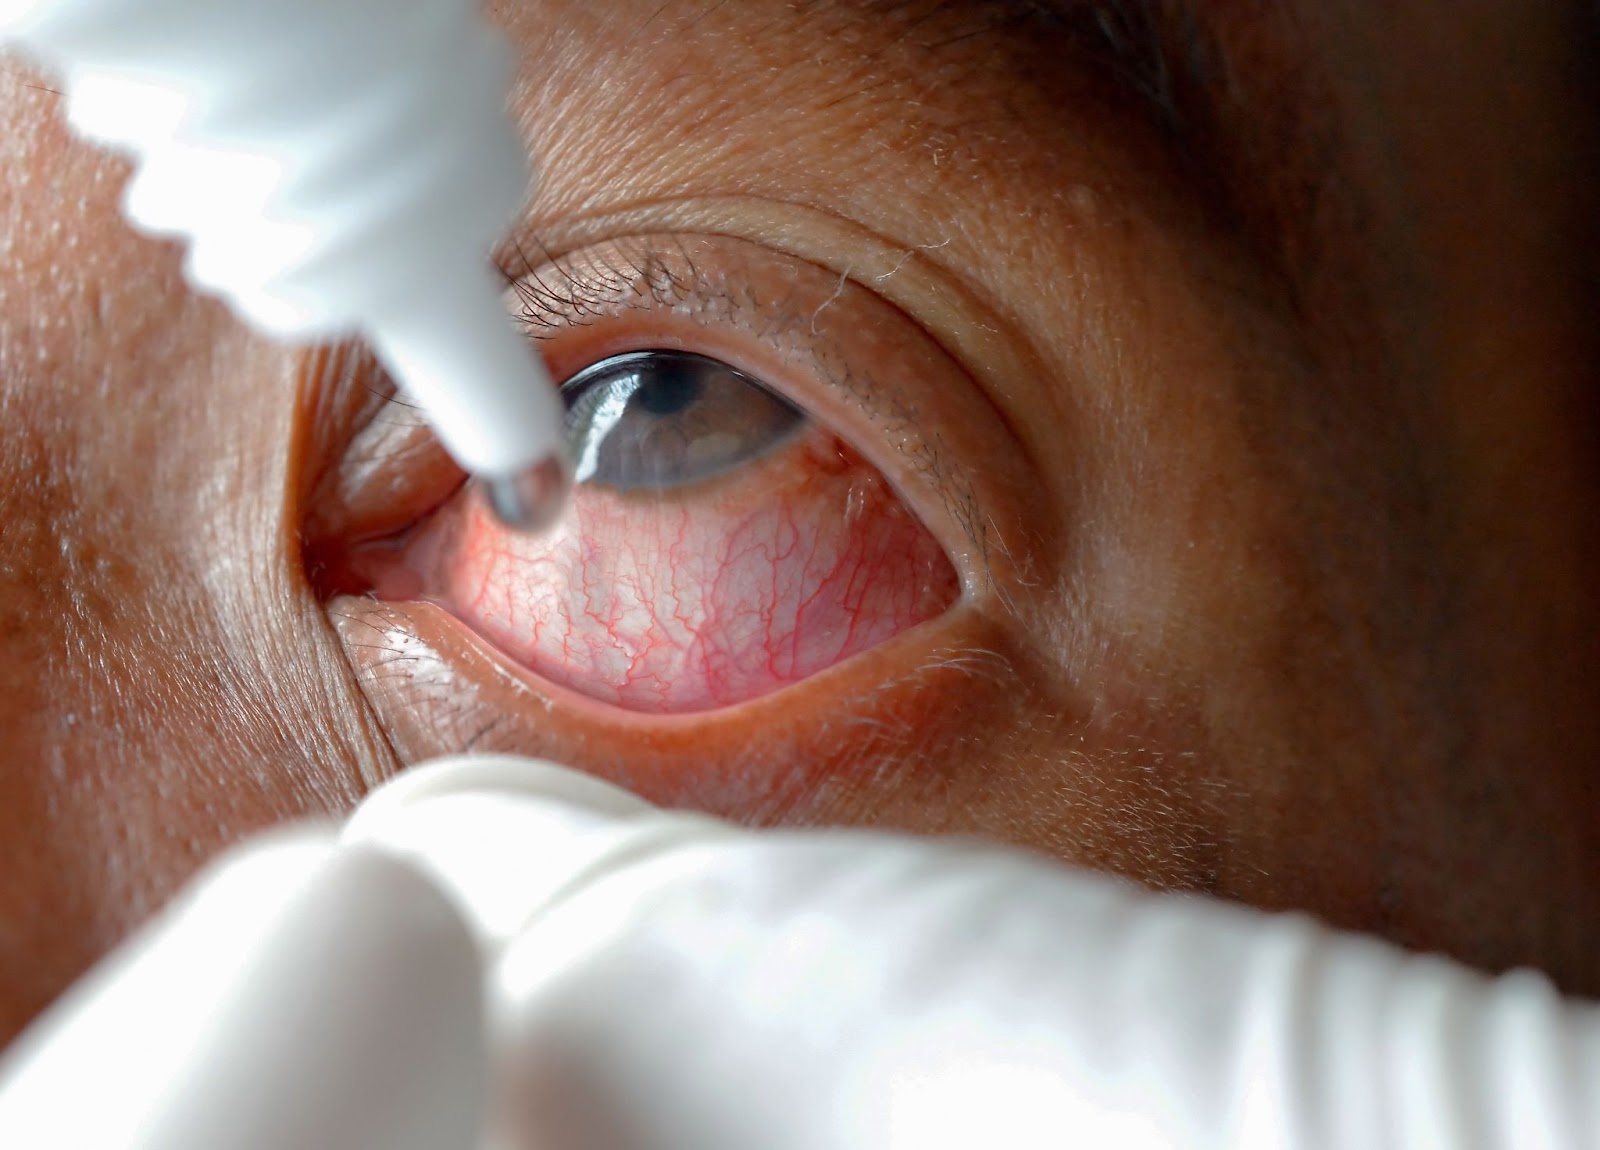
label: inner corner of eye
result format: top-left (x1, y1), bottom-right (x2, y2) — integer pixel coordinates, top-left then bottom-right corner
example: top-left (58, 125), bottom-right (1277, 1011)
top-left (378, 346), bottom-right (961, 716)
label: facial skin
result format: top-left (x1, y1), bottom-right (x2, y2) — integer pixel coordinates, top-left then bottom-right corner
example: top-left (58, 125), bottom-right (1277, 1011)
top-left (1, 0), bottom-right (1597, 1044)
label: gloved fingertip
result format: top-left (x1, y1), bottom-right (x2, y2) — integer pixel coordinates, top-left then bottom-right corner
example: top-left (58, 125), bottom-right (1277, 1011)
top-left (348, 754), bottom-right (656, 836)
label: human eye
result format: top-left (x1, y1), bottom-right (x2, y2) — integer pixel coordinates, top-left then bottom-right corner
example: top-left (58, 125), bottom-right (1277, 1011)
top-left (315, 233), bottom-right (1025, 732)
top-left (368, 244), bottom-right (960, 713)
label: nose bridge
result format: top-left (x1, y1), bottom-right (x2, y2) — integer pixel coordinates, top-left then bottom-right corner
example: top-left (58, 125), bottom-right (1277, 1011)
top-left (0, 408), bottom-right (172, 732)
top-left (0, 394), bottom-right (375, 1047)
top-left (0, 419), bottom-right (356, 1042)
top-left (0, 436), bottom-right (156, 1042)
top-left (0, 70), bottom-right (399, 1047)
top-left (0, 423), bottom-right (111, 722)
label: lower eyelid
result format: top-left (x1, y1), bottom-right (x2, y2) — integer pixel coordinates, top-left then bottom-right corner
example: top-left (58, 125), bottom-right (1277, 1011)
top-left (394, 423), bottom-right (961, 714)
top-left (327, 589), bottom-right (1032, 819)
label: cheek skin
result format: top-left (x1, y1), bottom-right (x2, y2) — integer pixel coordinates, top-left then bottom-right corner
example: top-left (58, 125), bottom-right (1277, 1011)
top-left (389, 433), bottom-right (958, 713)
top-left (0, 74), bottom-right (394, 1046)
top-left (331, 588), bottom-right (1236, 900)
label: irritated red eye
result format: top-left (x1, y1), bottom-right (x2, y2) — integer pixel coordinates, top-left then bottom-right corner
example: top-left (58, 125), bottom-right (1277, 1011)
top-left (384, 349), bottom-right (959, 714)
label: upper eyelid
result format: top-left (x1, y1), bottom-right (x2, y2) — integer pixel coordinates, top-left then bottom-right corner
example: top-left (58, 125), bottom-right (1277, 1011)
top-left (497, 232), bottom-right (1016, 588)
top-left (496, 197), bottom-right (1050, 482)
top-left (503, 235), bottom-right (945, 475)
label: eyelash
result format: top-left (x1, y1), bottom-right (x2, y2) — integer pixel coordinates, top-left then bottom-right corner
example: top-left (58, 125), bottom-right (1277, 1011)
top-left (545, 237), bottom-right (1016, 597)
top-left (504, 238), bottom-right (707, 340)
top-left (498, 235), bottom-right (963, 513)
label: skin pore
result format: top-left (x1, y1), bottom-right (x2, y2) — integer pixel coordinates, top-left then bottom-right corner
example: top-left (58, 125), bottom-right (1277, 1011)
top-left (1, 0), bottom-right (1598, 1047)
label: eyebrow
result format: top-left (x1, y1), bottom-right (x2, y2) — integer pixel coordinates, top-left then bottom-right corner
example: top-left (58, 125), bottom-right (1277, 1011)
top-left (1092, 3), bottom-right (1249, 152)
top-left (1023, 0), bottom-right (1203, 125)
top-left (857, 0), bottom-right (1218, 134)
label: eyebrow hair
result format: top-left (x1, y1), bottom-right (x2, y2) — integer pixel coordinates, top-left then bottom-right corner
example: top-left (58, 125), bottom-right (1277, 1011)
top-left (1022, 0), bottom-right (1218, 131)
top-left (854, 0), bottom-right (1218, 136)
top-left (847, 1), bottom-right (1351, 315)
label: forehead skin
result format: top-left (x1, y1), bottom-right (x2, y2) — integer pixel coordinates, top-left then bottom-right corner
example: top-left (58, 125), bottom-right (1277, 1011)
top-left (0, 0), bottom-right (1597, 1050)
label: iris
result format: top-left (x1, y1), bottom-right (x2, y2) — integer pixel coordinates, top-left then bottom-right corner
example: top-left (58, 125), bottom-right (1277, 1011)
top-left (562, 351), bottom-right (807, 492)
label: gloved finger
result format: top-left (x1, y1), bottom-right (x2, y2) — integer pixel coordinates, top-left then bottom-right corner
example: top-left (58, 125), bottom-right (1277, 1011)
top-left (485, 823), bottom-right (1600, 1150)
top-left (342, 753), bottom-right (732, 949)
top-left (0, 831), bottom-right (483, 1150)
top-left (339, 755), bottom-right (1600, 1150)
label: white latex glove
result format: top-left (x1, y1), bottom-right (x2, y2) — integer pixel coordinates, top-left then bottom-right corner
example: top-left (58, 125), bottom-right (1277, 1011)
top-left (0, 829), bottom-right (485, 1150)
top-left (5, 754), bottom-right (1600, 1149)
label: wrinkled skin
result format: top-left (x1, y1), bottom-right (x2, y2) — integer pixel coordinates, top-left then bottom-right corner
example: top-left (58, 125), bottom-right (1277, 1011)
top-left (2, 0), bottom-right (1598, 1045)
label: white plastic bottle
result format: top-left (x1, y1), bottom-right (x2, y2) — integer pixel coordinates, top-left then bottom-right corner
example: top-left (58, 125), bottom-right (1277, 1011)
top-left (0, 0), bottom-right (571, 529)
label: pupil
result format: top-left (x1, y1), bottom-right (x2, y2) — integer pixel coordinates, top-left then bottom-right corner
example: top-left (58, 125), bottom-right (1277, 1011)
top-left (632, 360), bottom-right (704, 415)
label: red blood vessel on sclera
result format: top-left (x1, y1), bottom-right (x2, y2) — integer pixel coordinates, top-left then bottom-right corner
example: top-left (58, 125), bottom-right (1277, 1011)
top-left (405, 432), bottom-right (959, 714)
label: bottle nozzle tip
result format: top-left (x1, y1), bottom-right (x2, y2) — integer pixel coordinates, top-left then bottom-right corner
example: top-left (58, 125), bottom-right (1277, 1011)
top-left (481, 453), bottom-right (572, 534)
